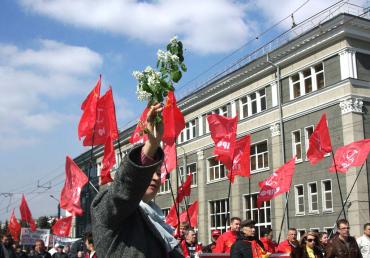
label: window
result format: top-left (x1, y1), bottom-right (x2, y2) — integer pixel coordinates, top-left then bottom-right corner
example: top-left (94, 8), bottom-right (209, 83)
top-left (179, 163), bottom-right (197, 187)
top-left (324, 227), bottom-right (334, 236)
top-left (322, 180), bottom-right (333, 212)
top-left (303, 68), bottom-right (313, 94)
top-left (308, 182), bottom-right (319, 213)
top-left (292, 130), bottom-right (302, 162)
top-left (297, 229), bottom-right (306, 240)
top-left (304, 126), bottom-right (314, 159)
top-left (310, 228), bottom-right (320, 233)
top-left (208, 158), bottom-right (227, 182)
top-left (314, 63), bottom-right (324, 90)
top-left (250, 93), bottom-right (257, 114)
top-left (259, 88), bottom-right (267, 112)
top-left (250, 140), bottom-right (269, 172)
top-left (159, 176), bottom-right (170, 194)
top-left (244, 193), bottom-right (272, 237)
top-left (295, 185), bottom-right (305, 215)
top-left (209, 199), bottom-right (230, 234)
top-left (162, 208), bottom-right (170, 217)
top-left (181, 118), bottom-right (198, 142)
top-left (219, 105), bottom-right (228, 116)
top-left (239, 87), bottom-right (267, 119)
top-left (291, 74), bottom-right (300, 98)
top-left (240, 97), bottom-right (248, 118)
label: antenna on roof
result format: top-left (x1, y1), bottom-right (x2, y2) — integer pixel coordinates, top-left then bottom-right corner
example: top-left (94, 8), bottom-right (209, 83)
top-left (291, 13), bottom-right (297, 28)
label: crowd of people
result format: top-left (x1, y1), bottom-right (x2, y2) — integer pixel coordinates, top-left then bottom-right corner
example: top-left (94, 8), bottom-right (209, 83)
top-left (0, 232), bottom-right (96, 258)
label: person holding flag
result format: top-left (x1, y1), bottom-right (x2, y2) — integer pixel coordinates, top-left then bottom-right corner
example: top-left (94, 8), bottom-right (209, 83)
top-left (91, 103), bottom-right (184, 258)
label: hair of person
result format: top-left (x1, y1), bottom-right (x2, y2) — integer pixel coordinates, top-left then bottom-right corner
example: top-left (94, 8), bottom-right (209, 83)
top-left (364, 223), bottom-right (370, 230)
top-left (288, 228), bottom-right (297, 232)
top-left (84, 232), bottom-right (94, 245)
top-left (240, 219), bottom-right (256, 228)
top-left (184, 229), bottom-right (195, 237)
top-left (318, 231), bottom-right (328, 239)
top-left (300, 231), bottom-right (318, 246)
top-left (336, 219), bottom-right (349, 228)
top-left (230, 217), bottom-right (241, 223)
top-left (35, 239), bottom-right (45, 245)
top-left (180, 221), bottom-right (190, 229)
top-left (261, 227), bottom-right (272, 236)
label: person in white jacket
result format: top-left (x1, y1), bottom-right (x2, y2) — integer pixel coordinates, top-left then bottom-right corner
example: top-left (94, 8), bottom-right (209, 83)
top-left (357, 223), bottom-right (370, 258)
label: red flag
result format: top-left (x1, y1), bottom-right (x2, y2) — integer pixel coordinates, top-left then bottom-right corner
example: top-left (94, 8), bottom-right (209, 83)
top-left (19, 195), bottom-right (36, 232)
top-left (257, 157), bottom-right (296, 208)
top-left (207, 114), bottom-right (238, 169)
top-left (307, 113), bottom-right (332, 164)
top-left (129, 107), bottom-right (149, 144)
top-left (329, 139), bottom-right (370, 173)
top-left (165, 203), bottom-right (178, 227)
top-left (179, 201), bottom-right (198, 228)
top-left (100, 136), bottom-right (115, 185)
top-left (78, 76), bottom-right (101, 140)
top-left (60, 156), bottom-right (89, 216)
top-left (176, 174), bottom-right (193, 203)
top-left (52, 216), bottom-right (73, 237)
top-left (8, 209), bottom-right (21, 241)
top-left (83, 87), bottom-right (119, 146)
top-left (228, 135), bottom-right (251, 183)
top-left (160, 142), bottom-right (177, 182)
top-left (162, 91), bottom-right (185, 145)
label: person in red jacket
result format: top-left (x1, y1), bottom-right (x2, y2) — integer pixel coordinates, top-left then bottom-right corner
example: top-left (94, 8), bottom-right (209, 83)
top-left (276, 228), bottom-right (299, 254)
top-left (213, 217), bottom-right (241, 253)
top-left (180, 229), bottom-right (202, 258)
top-left (260, 228), bottom-right (277, 255)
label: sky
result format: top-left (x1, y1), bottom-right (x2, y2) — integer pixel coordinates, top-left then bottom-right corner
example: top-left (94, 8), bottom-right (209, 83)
top-left (0, 0), bottom-right (367, 222)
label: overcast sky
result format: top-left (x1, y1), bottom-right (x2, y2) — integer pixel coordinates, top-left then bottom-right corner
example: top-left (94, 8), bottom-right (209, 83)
top-left (0, 0), bottom-right (366, 222)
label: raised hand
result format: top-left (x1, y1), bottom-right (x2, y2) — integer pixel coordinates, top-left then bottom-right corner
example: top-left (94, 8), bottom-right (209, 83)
top-left (142, 103), bottom-right (163, 158)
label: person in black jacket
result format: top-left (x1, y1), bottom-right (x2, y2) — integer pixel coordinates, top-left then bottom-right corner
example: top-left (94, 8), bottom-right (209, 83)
top-left (0, 234), bottom-right (16, 258)
top-left (290, 231), bottom-right (323, 258)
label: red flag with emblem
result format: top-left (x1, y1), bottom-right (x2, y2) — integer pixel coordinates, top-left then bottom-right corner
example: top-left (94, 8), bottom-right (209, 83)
top-left (207, 114), bottom-right (238, 169)
top-left (52, 216), bottom-right (73, 237)
top-left (83, 87), bottom-right (119, 146)
top-left (78, 76), bottom-right (101, 140)
top-left (329, 139), bottom-right (370, 173)
top-left (228, 135), bottom-right (251, 183)
top-left (100, 135), bottom-right (116, 185)
top-left (8, 209), bottom-right (21, 241)
top-left (176, 174), bottom-right (193, 203)
top-left (129, 107), bottom-right (149, 144)
top-left (19, 195), bottom-right (36, 232)
top-left (162, 91), bottom-right (185, 145)
top-left (179, 201), bottom-right (198, 228)
top-left (257, 157), bottom-right (296, 208)
top-left (307, 113), bottom-right (332, 164)
top-left (60, 156), bottom-right (89, 216)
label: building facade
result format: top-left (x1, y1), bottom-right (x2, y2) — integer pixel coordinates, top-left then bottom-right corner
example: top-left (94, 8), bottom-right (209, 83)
top-left (74, 6), bottom-right (370, 244)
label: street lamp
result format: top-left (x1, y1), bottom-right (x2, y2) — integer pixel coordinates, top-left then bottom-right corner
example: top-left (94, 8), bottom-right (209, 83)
top-left (49, 195), bottom-right (61, 219)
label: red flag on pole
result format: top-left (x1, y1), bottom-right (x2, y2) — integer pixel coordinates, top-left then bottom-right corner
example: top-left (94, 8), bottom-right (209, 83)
top-left (8, 209), bottom-right (21, 241)
top-left (228, 135), bottom-right (251, 183)
top-left (60, 156), bottom-right (89, 216)
top-left (162, 91), bottom-right (185, 146)
top-left (207, 114), bottom-right (238, 169)
top-left (165, 203), bottom-right (178, 227)
top-left (19, 195), bottom-right (36, 232)
top-left (257, 157), bottom-right (296, 208)
top-left (307, 113), bottom-right (332, 164)
top-left (329, 139), bottom-right (370, 173)
top-left (160, 142), bottom-right (177, 183)
top-left (52, 216), bottom-right (73, 237)
top-left (78, 76), bottom-right (101, 140)
top-left (83, 87), bottom-right (119, 146)
top-left (180, 201), bottom-right (198, 228)
top-left (100, 135), bottom-right (116, 185)
top-left (129, 107), bottom-right (149, 144)
top-left (176, 174), bottom-right (193, 203)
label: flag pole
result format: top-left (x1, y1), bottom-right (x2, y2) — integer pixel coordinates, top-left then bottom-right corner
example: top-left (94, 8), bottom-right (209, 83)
top-left (277, 186), bottom-right (292, 244)
top-left (111, 89), bottom-right (123, 162)
top-left (328, 162), bottom-right (365, 238)
top-left (167, 171), bottom-right (181, 233)
top-left (224, 176), bottom-right (233, 231)
top-left (331, 150), bottom-right (347, 220)
top-left (177, 146), bottom-right (191, 227)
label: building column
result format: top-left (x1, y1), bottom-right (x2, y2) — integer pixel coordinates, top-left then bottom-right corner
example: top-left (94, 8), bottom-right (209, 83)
top-left (269, 123), bottom-right (286, 238)
top-left (197, 150), bottom-right (207, 244)
top-left (198, 115), bottom-right (204, 137)
top-left (339, 48), bottom-right (357, 80)
top-left (339, 97), bottom-right (367, 237)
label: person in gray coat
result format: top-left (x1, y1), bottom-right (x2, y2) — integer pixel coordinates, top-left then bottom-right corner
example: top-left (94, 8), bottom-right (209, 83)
top-left (91, 103), bottom-right (183, 258)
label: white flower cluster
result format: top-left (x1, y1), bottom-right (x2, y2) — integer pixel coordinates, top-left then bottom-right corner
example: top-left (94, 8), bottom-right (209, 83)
top-left (133, 66), bottom-right (162, 102)
top-left (157, 49), bottom-right (179, 64)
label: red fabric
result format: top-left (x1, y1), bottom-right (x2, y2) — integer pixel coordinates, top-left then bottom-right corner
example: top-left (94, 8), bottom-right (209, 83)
top-left (276, 240), bottom-right (294, 254)
top-left (176, 174), bottom-right (193, 203)
top-left (165, 203), bottom-right (178, 227)
top-left (307, 113), bottom-right (332, 164)
top-left (83, 87), bottom-right (119, 146)
top-left (78, 76), bottom-right (101, 140)
top-left (100, 135), bottom-right (115, 185)
top-left (8, 209), bottom-right (21, 241)
top-left (180, 240), bottom-right (202, 258)
top-left (60, 156), bottom-right (89, 216)
top-left (52, 216), bottom-right (72, 237)
top-left (228, 135), bottom-right (251, 183)
top-left (162, 91), bottom-right (185, 146)
top-left (179, 201), bottom-right (198, 228)
top-left (19, 195), bottom-right (36, 232)
top-left (129, 107), bottom-right (149, 144)
top-left (207, 114), bottom-right (238, 169)
top-left (260, 237), bottom-right (277, 254)
top-left (213, 230), bottom-right (238, 253)
top-left (257, 157), bottom-right (296, 208)
top-left (160, 142), bottom-right (177, 184)
top-left (249, 239), bottom-right (265, 258)
top-left (329, 138), bottom-right (370, 173)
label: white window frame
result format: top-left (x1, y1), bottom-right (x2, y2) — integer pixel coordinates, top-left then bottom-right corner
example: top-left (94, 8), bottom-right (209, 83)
top-left (297, 229), bottom-right (306, 240)
top-left (302, 67), bottom-right (313, 95)
top-left (314, 63), bottom-right (325, 90)
top-left (250, 139), bottom-right (269, 173)
top-left (161, 207), bottom-right (170, 217)
top-left (258, 88), bottom-right (267, 112)
top-left (292, 129), bottom-right (302, 162)
top-left (304, 125), bottom-right (314, 160)
top-left (207, 157), bottom-right (227, 183)
top-left (159, 175), bottom-right (171, 194)
top-left (240, 96), bottom-right (249, 119)
top-left (209, 198), bottom-right (230, 234)
top-left (310, 228), bottom-right (320, 233)
top-left (324, 227), bottom-right (334, 235)
top-left (219, 105), bottom-right (228, 116)
top-left (179, 163), bottom-right (197, 187)
top-left (308, 181), bottom-right (319, 214)
top-left (321, 179), bottom-right (334, 212)
top-left (295, 184), bottom-right (305, 216)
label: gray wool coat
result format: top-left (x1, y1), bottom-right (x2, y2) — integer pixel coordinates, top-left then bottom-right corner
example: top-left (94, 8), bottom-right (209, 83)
top-left (91, 144), bottom-right (184, 258)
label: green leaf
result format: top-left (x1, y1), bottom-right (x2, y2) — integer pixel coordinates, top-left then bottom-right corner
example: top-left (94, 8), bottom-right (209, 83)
top-left (156, 60), bottom-right (160, 68)
top-left (181, 63), bottom-right (187, 72)
top-left (179, 54), bottom-right (184, 63)
top-left (171, 70), bottom-right (182, 83)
